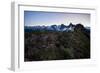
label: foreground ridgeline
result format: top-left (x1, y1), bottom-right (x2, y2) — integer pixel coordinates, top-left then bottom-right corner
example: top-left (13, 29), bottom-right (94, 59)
top-left (24, 23), bottom-right (90, 61)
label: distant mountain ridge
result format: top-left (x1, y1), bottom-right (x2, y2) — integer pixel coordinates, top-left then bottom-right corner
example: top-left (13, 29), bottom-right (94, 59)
top-left (25, 23), bottom-right (90, 32)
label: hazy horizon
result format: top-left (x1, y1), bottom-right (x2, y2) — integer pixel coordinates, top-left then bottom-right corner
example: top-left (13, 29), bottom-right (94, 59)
top-left (24, 11), bottom-right (90, 27)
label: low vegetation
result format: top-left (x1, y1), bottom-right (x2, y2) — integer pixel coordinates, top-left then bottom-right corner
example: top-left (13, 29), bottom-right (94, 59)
top-left (24, 24), bottom-right (90, 61)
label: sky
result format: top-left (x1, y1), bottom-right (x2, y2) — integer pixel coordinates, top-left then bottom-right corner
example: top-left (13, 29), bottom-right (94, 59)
top-left (24, 11), bottom-right (90, 27)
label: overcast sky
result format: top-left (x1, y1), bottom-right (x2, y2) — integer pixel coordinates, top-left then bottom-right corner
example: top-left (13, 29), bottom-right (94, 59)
top-left (24, 11), bottom-right (90, 27)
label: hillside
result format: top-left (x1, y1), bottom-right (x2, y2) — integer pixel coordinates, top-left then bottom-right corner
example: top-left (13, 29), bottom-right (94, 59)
top-left (24, 23), bottom-right (90, 61)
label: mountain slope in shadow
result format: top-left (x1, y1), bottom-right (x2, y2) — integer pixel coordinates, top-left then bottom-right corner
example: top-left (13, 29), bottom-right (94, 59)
top-left (24, 23), bottom-right (90, 61)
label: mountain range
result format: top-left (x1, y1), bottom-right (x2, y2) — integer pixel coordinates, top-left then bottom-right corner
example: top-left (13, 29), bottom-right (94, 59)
top-left (25, 23), bottom-right (90, 32)
top-left (24, 23), bottom-right (90, 61)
